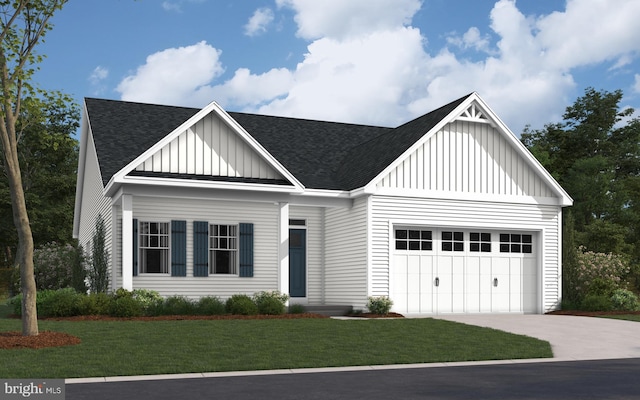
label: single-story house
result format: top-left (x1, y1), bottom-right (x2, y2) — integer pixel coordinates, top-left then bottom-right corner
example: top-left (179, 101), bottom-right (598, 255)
top-left (73, 92), bottom-right (572, 314)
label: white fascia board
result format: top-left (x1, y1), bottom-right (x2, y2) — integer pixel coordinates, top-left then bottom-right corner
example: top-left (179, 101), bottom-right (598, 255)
top-left (104, 101), bottom-right (305, 196)
top-left (372, 187), bottom-right (565, 206)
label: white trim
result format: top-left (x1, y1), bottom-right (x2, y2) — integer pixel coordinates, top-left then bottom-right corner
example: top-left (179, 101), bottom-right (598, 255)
top-left (370, 187), bottom-right (564, 206)
top-left (278, 202), bottom-right (290, 298)
top-left (121, 194), bottom-right (133, 291)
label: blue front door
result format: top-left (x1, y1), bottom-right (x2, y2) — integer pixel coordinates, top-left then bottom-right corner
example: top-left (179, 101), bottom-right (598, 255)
top-left (289, 229), bottom-right (306, 297)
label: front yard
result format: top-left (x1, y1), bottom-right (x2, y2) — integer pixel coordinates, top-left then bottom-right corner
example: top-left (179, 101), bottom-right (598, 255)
top-left (0, 303), bottom-right (553, 379)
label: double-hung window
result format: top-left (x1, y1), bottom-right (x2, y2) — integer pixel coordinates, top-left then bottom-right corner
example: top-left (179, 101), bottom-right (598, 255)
top-left (210, 224), bottom-right (238, 274)
top-left (139, 221), bottom-right (170, 273)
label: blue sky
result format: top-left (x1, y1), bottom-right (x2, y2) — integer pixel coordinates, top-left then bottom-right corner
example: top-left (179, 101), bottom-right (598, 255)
top-left (33, 0), bottom-right (640, 134)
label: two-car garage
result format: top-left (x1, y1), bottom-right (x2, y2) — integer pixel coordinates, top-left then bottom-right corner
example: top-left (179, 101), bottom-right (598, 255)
top-left (392, 227), bottom-right (538, 314)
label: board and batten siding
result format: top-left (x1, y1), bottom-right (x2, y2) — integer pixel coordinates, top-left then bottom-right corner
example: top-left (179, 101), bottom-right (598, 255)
top-left (290, 206), bottom-right (324, 305)
top-left (370, 195), bottom-right (562, 312)
top-left (324, 197), bottom-right (369, 307)
top-left (377, 120), bottom-right (553, 197)
top-left (116, 196), bottom-right (280, 299)
top-left (134, 111), bottom-right (283, 180)
top-left (76, 133), bottom-right (113, 286)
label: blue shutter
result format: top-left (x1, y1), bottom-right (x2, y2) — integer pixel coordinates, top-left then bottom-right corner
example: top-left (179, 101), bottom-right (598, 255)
top-left (132, 219), bottom-right (138, 276)
top-left (239, 223), bottom-right (254, 277)
top-left (193, 221), bottom-right (209, 277)
top-left (171, 220), bottom-right (187, 277)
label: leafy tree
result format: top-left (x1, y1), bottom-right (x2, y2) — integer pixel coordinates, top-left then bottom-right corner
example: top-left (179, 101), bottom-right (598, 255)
top-left (0, 0), bottom-right (68, 336)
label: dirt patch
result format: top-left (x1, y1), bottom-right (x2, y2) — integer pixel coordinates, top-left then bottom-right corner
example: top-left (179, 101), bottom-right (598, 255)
top-left (0, 313), bottom-right (328, 350)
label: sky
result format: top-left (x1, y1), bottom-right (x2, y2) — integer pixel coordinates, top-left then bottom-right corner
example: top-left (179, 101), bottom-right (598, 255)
top-left (32, 0), bottom-right (640, 135)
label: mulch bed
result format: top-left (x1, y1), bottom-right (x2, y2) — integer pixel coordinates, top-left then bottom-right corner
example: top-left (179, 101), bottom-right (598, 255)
top-left (0, 331), bottom-right (81, 350)
top-left (347, 312), bottom-right (405, 318)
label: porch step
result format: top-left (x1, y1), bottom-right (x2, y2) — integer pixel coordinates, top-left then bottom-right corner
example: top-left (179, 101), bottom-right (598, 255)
top-left (300, 305), bottom-right (354, 317)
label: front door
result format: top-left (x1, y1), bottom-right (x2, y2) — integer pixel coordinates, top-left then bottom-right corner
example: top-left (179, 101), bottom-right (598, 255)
top-left (289, 229), bottom-right (306, 297)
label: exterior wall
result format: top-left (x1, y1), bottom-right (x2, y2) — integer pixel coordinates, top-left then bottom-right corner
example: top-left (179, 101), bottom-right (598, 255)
top-left (377, 120), bottom-right (553, 197)
top-left (135, 111), bottom-right (283, 180)
top-left (289, 206), bottom-right (325, 305)
top-left (370, 195), bottom-right (562, 312)
top-left (324, 197), bottom-right (369, 308)
top-left (115, 195), bottom-right (281, 299)
top-left (76, 133), bottom-right (113, 286)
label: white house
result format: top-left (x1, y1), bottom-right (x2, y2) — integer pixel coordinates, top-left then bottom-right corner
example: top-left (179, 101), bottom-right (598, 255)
top-left (73, 92), bottom-right (572, 314)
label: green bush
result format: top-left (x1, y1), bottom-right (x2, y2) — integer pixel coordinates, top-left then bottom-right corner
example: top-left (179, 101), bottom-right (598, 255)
top-left (109, 295), bottom-right (143, 317)
top-left (80, 292), bottom-right (112, 315)
top-left (132, 289), bottom-right (163, 313)
top-left (7, 294), bottom-right (21, 316)
top-left (195, 296), bottom-right (226, 315)
top-left (225, 294), bottom-right (258, 315)
top-left (367, 296), bottom-right (394, 315)
top-left (610, 288), bottom-right (640, 311)
top-left (34, 288), bottom-right (84, 318)
top-left (159, 296), bottom-right (196, 315)
top-left (32, 242), bottom-right (86, 293)
top-left (288, 303), bottom-right (306, 314)
top-left (253, 291), bottom-right (288, 315)
top-left (580, 294), bottom-right (614, 312)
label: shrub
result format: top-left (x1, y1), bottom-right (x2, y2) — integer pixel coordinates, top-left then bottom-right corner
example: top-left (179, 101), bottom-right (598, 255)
top-left (32, 242), bottom-right (86, 292)
top-left (7, 294), bottom-right (21, 316)
top-left (37, 288), bottom-right (84, 318)
top-left (288, 304), bottom-right (306, 314)
top-left (87, 215), bottom-right (109, 293)
top-left (611, 289), bottom-right (640, 311)
top-left (367, 296), bottom-right (394, 315)
top-left (132, 289), bottom-right (163, 313)
top-left (226, 294), bottom-right (258, 315)
top-left (195, 296), bottom-right (226, 315)
top-left (109, 296), bottom-right (143, 317)
top-left (568, 247), bottom-right (630, 303)
top-left (80, 292), bottom-right (112, 315)
top-left (160, 296), bottom-right (196, 315)
top-left (253, 291), bottom-right (288, 315)
top-left (580, 294), bottom-right (613, 312)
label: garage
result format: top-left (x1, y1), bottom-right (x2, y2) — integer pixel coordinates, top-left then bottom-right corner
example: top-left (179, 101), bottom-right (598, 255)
top-left (392, 227), bottom-right (538, 314)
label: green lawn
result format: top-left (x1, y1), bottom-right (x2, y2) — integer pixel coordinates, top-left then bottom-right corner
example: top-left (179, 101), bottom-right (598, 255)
top-left (0, 307), bottom-right (552, 379)
top-left (600, 314), bottom-right (640, 322)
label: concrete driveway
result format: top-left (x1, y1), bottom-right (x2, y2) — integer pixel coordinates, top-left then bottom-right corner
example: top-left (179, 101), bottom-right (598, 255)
top-left (428, 314), bottom-right (640, 360)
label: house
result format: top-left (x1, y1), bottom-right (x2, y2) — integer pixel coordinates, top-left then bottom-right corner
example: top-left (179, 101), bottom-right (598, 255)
top-left (73, 92), bottom-right (572, 314)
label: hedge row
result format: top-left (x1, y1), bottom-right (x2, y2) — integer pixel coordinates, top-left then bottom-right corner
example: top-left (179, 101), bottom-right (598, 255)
top-left (6, 289), bottom-right (301, 318)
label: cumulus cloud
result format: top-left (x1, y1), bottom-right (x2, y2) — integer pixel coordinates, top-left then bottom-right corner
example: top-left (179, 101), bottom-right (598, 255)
top-left (116, 41), bottom-right (224, 106)
top-left (89, 66), bottom-right (108, 84)
top-left (115, 0), bottom-right (640, 133)
top-left (244, 8), bottom-right (275, 37)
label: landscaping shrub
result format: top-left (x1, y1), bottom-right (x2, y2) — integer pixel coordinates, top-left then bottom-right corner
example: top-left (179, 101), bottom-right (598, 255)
top-left (159, 296), bottom-right (196, 315)
top-left (195, 296), bottom-right (226, 315)
top-left (9, 288), bottom-right (85, 318)
top-left (132, 289), bottom-right (163, 313)
top-left (80, 292), bottom-right (112, 315)
top-left (580, 294), bottom-right (614, 312)
top-left (32, 242), bottom-right (86, 292)
top-left (225, 294), bottom-right (258, 315)
top-left (288, 304), bottom-right (306, 314)
top-left (109, 295), bottom-right (143, 317)
top-left (7, 294), bottom-right (21, 316)
top-left (568, 247), bottom-right (630, 304)
top-left (367, 296), bottom-right (394, 315)
top-left (253, 291), bottom-right (288, 315)
top-left (610, 288), bottom-right (640, 311)
top-left (87, 215), bottom-right (109, 293)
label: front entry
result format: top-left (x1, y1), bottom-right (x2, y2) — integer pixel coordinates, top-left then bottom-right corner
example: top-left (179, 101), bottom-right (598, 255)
top-left (289, 229), bottom-right (306, 297)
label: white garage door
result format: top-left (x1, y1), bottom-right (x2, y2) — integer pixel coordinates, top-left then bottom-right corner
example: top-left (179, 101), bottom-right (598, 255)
top-left (392, 227), bottom-right (537, 314)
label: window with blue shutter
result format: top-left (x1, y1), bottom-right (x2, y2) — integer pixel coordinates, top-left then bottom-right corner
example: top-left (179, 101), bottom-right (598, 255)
top-left (132, 219), bottom-right (138, 276)
top-left (193, 221), bottom-right (209, 277)
top-left (171, 220), bottom-right (187, 276)
top-left (239, 223), bottom-right (254, 277)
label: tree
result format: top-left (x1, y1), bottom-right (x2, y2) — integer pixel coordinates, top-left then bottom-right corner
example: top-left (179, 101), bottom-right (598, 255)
top-left (0, 0), bottom-right (68, 336)
top-left (88, 215), bottom-right (109, 294)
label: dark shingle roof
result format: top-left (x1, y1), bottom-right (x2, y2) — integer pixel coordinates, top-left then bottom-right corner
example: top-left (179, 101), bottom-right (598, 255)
top-left (85, 94), bottom-right (472, 191)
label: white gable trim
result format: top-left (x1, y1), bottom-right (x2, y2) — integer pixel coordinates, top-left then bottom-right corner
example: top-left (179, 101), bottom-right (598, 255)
top-left (104, 101), bottom-right (304, 197)
top-left (363, 93), bottom-right (573, 206)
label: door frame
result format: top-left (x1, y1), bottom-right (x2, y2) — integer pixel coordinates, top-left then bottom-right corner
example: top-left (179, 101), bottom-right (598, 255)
top-left (289, 221), bottom-right (308, 303)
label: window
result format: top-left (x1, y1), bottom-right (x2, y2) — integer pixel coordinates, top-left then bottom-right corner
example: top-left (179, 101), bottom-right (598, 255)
top-left (442, 231), bottom-right (464, 251)
top-left (210, 224), bottom-right (238, 274)
top-left (139, 222), bottom-right (170, 273)
top-left (395, 229), bottom-right (432, 251)
top-left (470, 232), bottom-right (492, 252)
top-left (500, 233), bottom-right (533, 253)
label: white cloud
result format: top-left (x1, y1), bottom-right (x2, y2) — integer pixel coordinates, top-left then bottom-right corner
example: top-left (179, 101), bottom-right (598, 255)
top-left (446, 27), bottom-right (492, 53)
top-left (89, 66), bottom-right (108, 84)
top-left (244, 8), bottom-right (275, 37)
top-left (162, 1), bottom-right (182, 12)
top-left (634, 75), bottom-right (640, 94)
top-left (211, 67), bottom-right (293, 107)
top-left (116, 41), bottom-right (224, 106)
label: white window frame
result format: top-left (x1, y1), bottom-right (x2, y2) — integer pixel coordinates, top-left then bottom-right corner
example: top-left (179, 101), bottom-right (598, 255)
top-left (209, 224), bottom-right (238, 275)
top-left (139, 221), bottom-right (170, 274)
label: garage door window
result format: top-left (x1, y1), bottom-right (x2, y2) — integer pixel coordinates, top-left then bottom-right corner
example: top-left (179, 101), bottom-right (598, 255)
top-left (442, 231), bottom-right (464, 251)
top-left (470, 232), bottom-right (492, 252)
top-left (395, 229), bottom-right (432, 251)
top-left (499, 234), bottom-right (533, 253)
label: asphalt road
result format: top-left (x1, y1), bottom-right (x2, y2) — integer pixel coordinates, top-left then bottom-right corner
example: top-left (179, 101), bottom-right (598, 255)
top-left (66, 358), bottom-right (640, 400)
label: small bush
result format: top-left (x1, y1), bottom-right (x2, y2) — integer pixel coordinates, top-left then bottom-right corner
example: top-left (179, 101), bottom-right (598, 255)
top-left (132, 289), bottom-right (163, 313)
top-left (160, 296), bottom-right (196, 315)
top-left (226, 294), bottom-right (258, 315)
top-left (253, 291), bottom-right (288, 315)
top-left (580, 294), bottom-right (614, 312)
top-left (7, 294), bottom-right (22, 316)
top-left (80, 292), bottom-right (112, 315)
top-left (367, 296), bottom-right (394, 315)
top-left (35, 288), bottom-right (84, 318)
top-left (611, 289), bottom-right (640, 311)
top-left (288, 304), bottom-right (306, 314)
top-left (109, 295), bottom-right (143, 317)
top-left (195, 296), bottom-right (226, 315)
top-left (32, 242), bottom-right (86, 292)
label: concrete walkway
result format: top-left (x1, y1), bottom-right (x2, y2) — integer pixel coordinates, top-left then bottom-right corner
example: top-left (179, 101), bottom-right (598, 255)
top-left (427, 314), bottom-right (640, 361)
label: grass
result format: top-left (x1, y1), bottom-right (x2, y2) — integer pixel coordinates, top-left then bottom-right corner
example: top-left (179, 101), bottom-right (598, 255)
top-left (0, 311), bottom-right (552, 379)
top-left (600, 314), bottom-right (640, 322)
